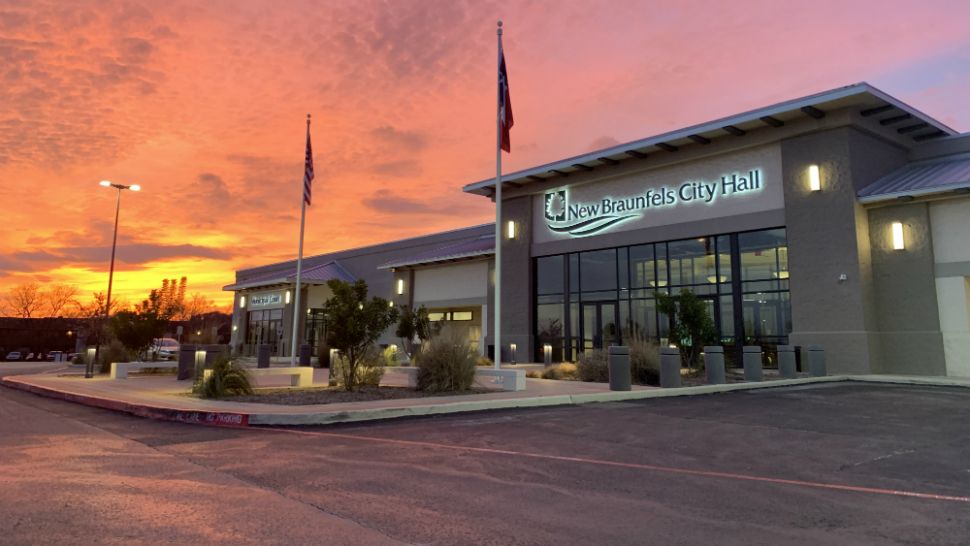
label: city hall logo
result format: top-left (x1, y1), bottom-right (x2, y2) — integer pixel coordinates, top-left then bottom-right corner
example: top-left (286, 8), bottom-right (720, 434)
top-left (544, 169), bottom-right (763, 237)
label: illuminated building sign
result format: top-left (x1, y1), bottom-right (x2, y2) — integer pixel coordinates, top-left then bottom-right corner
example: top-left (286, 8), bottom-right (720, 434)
top-left (533, 145), bottom-right (784, 242)
top-left (250, 292), bottom-right (283, 307)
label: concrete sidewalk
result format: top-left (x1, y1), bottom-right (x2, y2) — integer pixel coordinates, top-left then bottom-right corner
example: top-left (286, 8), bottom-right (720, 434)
top-left (3, 366), bottom-right (970, 427)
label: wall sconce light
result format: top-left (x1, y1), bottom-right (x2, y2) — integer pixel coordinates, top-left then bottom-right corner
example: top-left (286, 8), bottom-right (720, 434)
top-left (329, 348), bottom-right (339, 365)
top-left (891, 221), bottom-right (905, 250)
top-left (239, 295), bottom-right (246, 308)
top-left (396, 278), bottom-right (405, 295)
top-left (543, 344), bottom-right (552, 365)
top-left (506, 220), bottom-right (518, 240)
top-left (510, 343), bottom-right (517, 364)
top-left (285, 290), bottom-right (292, 304)
top-left (808, 164), bottom-right (821, 191)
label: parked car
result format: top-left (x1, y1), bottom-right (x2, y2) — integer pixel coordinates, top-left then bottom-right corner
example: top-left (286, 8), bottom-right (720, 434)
top-left (5, 351), bottom-right (21, 361)
top-left (25, 353), bottom-right (35, 360)
top-left (153, 338), bottom-right (180, 360)
top-left (46, 351), bottom-right (62, 361)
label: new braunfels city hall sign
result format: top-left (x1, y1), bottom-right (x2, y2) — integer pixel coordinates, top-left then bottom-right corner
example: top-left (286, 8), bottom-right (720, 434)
top-left (544, 169), bottom-right (764, 237)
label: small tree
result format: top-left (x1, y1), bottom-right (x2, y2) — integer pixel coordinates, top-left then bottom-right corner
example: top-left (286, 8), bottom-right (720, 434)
top-left (656, 289), bottom-right (717, 371)
top-left (322, 279), bottom-right (398, 391)
top-left (395, 304), bottom-right (439, 360)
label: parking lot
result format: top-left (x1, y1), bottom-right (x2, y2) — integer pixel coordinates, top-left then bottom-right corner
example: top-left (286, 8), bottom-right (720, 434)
top-left (1, 377), bottom-right (968, 545)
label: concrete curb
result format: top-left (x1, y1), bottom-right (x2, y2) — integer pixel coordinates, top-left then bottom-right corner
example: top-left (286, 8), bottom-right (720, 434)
top-left (4, 373), bottom-right (969, 428)
top-left (0, 377), bottom-right (251, 428)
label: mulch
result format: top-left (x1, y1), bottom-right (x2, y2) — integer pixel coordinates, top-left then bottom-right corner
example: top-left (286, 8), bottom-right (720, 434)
top-left (222, 385), bottom-right (492, 405)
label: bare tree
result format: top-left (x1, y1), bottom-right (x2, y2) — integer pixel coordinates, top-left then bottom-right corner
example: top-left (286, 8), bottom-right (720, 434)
top-left (3, 282), bottom-right (42, 318)
top-left (181, 292), bottom-right (217, 319)
top-left (44, 283), bottom-right (81, 317)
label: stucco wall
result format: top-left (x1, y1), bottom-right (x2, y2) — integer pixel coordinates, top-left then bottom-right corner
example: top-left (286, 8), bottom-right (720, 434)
top-left (782, 127), bottom-right (909, 373)
top-left (930, 197), bottom-right (970, 376)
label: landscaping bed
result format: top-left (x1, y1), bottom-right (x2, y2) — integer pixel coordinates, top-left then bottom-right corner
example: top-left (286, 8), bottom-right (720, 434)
top-left (220, 385), bottom-right (493, 405)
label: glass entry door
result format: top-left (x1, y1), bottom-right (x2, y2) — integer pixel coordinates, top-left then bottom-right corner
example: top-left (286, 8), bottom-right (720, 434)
top-left (582, 302), bottom-right (618, 350)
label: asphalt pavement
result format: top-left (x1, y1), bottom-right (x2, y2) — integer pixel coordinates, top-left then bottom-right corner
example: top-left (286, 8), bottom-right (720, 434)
top-left (1, 363), bottom-right (968, 545)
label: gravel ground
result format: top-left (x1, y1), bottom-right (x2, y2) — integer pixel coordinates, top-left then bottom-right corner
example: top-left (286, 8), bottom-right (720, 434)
top-left (222, 385), bottom-right (492, 405)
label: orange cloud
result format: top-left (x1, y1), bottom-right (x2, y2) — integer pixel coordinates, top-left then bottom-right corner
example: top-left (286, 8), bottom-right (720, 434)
top-left (1, 0), bottom-right (968, 310)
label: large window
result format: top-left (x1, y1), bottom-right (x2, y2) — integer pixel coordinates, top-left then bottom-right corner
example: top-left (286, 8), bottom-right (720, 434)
top-left (246, 308), bottom-right (283, 355)
top-left (534, 227), bottom-right (791, 362)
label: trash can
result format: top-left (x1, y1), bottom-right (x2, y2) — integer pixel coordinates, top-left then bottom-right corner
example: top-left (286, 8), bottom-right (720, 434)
top-left (704, 346), bottom-right (725, 384)
top-left (299, 343), bottom-right (312, 367)
top-left (660, 347), bottom-right (682, 388)
top-left (778, 345), bottom-right (797, 379)
top-left (807, 345), bottom-right (826, 377)
top-left (607, 346), bottom-right (631, 391)
top-left (257, 344), bottom-right (271, 368)
top-left (743, 346), bottom-right (763, 382)
top-left (177, 345), bottom-right (196, 380)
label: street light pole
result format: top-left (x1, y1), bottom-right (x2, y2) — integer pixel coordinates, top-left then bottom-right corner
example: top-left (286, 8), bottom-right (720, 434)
top-left (87, 181), bottom-right (140, 378)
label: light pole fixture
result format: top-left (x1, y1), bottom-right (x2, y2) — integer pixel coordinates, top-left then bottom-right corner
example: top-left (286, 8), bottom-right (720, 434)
top-left (88, 180), bottom-right (140, 378)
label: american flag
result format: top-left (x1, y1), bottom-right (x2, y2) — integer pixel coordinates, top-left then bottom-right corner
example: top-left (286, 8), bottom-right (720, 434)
top-left (303, 120), bottom-right (314, 206)
top-left (499, 46), bottom-right (513, 153)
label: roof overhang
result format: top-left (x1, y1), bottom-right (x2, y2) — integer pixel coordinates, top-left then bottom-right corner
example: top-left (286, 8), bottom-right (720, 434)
top-left (463, 83), bottom-right (957, 197)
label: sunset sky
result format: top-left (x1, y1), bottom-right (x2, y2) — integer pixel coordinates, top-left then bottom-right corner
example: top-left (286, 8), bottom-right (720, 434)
top-left (2, 0), bottom-right (970, 309)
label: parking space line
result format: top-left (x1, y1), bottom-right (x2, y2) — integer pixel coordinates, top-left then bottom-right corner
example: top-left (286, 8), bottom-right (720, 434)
top-left (261, 427), bottom-right (970, 504)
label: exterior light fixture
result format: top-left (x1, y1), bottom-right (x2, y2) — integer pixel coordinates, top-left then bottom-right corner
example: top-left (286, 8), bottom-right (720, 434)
top-left (232, 325), bottom-right (238, 331)
top-left (543, 344), bottom-right (552, 365)
top-left (506, 220), bottom-right (518, 240)
top-left (891, 221), bottom-right (905, 250)
top-left (388, 300), bottom-right (395, 308)
top-left (239, 295), bottom-right (246, 308)
top-left (706, 275), bottom-right (727, 284)
top-left (510, 343), bottom-right (517, 364)
top-left (396, 278), bottom-right (405, 295)
top-left (649, 280), bottom-right (668, 288)
top-left (285, 290), bottom-right (292, 304)
top-left (808, 165), bottom-right (821, 191)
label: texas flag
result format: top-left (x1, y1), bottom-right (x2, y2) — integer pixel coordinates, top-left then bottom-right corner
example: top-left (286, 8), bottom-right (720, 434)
top-left (499, 47), bottom-right (513, 153)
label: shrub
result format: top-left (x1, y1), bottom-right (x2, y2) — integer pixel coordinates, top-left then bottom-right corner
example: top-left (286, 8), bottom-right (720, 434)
top-left (98, 339), bottom-right (131, 374)
top-left (330, 346), bottom-right (386, 388)
top-left (526, 370), bottom-right (542, 378)
top-left (193, 356), bottom-right (254, 399)
top-left (576, 349), bottom-right (609, 382)
top-left (415, 330), bottom-right (477, 392)
top-left (475, 355), bottom-right (493, 367)
top-left (540, 362), bottom-right (579, 380)
top-left (382, 345), bottom-right (400, 367)
top-left (628, 331), bottom-right (661, 386)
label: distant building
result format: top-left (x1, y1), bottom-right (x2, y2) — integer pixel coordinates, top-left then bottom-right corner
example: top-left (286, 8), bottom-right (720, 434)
top-left (227, 83), bottom-right (970, 377)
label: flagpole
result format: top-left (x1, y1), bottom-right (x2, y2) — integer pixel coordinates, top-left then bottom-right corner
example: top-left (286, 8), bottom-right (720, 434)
top-left (493, 21), bottom-right (503, 370)
top-left (290, 114), bottom-right (310, 367)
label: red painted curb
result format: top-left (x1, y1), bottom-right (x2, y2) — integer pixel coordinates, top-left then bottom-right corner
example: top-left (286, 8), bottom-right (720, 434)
top-left (0, 377), bottom-right (250, 428)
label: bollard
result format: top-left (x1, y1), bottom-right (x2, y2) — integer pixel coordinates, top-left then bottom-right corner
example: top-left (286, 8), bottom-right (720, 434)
top-left (257, 344), bottom-right (271, 368)
top-left (299, 343), bottom-right (312, 366)
top-left (704, 346), bottom-right (725, 384)
top-left (660, 347), bottom-right (682, 388)
top-left (778, 345), bottom-right (797, 379)
top-left (177, 345), bottom-right (196, 380)
top-left (204, 344), bottom-right (227, 367)
top-left (743, 346), bottom-right (763, 382)
top-left (807, 345), bottom-right (826, 376)
top-left (607, 346), bottom-right (631, 391)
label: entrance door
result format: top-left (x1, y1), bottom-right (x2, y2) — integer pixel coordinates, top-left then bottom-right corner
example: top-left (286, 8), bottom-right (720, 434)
top-left (582, 302), bottom-right (618, 350)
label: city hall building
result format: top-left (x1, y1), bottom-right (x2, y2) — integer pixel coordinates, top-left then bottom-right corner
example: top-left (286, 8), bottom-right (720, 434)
top-left (227, 83), bottom-right (970, 377)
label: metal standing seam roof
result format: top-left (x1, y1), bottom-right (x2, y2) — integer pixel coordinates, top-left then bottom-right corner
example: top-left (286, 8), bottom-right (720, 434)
top-left (222, 260), bottom-right (356, 291)
top-left (463, 82), bottom-right (957, 196)
top-left (858, 153), bottom-right (970, 203)
top-left (378, 234), bottom-right (495, 270)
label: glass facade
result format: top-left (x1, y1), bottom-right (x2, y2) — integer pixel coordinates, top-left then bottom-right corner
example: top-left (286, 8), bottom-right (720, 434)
top-left (245, 309), bottom-right (283, 355)
top-left (534, 227), bottom-right (791, 362)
